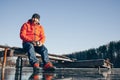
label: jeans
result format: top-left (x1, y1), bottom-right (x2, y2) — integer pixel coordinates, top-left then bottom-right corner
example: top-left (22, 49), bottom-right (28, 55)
top-left (22, 42), bottom-right (50, 66)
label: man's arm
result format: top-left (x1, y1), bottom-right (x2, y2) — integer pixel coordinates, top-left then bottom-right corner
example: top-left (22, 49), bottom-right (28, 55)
top-left (20, 24), bottom-right (33, 42)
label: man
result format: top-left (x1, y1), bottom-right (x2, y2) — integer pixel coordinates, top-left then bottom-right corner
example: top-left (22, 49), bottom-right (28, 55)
top-left (20, 13), bottom-right (55, 72)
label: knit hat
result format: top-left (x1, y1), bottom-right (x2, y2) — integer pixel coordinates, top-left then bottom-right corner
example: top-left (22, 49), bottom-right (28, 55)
top-left (32, 13), bottom-right (40, 20)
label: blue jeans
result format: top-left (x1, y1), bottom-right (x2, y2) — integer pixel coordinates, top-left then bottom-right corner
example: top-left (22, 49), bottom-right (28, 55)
top-left (22, 42), bottom-right (50, 66)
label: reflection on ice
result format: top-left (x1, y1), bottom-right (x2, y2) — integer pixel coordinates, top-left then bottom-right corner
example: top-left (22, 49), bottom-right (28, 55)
top-left (100, 69), bottom-right (111, 79)
top-left (1, 67), bottom-right (120, 80)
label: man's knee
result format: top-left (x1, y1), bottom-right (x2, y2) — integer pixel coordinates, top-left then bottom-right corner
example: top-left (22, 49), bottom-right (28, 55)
top-left (23, 42), bottom-right (34, 51)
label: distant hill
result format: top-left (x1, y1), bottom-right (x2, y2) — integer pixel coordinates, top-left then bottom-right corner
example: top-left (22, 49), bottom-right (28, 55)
top-left (65, 40), bottom-right (120, 68)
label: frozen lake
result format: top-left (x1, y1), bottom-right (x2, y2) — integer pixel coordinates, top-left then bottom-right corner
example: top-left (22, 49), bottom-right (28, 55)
top-left (0, 67), bottom-right (120, 80)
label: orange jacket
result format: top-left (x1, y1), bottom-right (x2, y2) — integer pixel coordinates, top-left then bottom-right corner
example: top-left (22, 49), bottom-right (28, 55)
top-left (20, 20), bottom-right (45, 44)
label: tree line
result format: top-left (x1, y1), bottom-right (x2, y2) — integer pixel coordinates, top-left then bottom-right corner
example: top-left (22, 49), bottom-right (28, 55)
top-left (65, 40), bottom-right (120, 68)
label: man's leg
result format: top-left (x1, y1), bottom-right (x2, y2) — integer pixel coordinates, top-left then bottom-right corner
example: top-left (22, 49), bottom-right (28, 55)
top-left (35, 45), bottom-right (55, 71)
top-left (35, 45), bottom-right (49, 65)
top-left (23, 42), bottom-right (39, 66)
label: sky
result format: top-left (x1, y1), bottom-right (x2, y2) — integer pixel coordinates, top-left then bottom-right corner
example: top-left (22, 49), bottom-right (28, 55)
top-left (0, 0), bottom-right (120, 55)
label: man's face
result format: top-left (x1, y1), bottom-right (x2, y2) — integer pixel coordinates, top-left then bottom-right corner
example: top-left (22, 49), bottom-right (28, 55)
top-left (32, 18), bottom-right (39, 24)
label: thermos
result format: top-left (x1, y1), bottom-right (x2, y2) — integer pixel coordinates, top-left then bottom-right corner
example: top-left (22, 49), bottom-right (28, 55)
top-left (15, 56), bottom-right (23, 80)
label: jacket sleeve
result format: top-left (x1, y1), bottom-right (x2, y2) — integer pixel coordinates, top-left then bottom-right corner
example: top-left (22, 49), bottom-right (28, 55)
top-left (20, 24), bottom-right (33, 42)
top-left (39, 26), bottom-right (46, 44)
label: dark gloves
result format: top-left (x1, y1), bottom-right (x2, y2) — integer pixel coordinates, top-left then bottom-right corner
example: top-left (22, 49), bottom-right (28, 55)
top-left (31, 41), bottom-right (41, 46)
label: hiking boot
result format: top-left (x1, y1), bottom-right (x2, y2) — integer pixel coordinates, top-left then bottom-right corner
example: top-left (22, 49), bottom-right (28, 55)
top-left (33, 63), bottom-right (40, 73)
top-left (43, 62), bottom-right (55, 71)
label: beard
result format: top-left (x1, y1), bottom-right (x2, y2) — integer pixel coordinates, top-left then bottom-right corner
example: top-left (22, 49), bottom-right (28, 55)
top-left (32, 20), bottom-right (39, 24)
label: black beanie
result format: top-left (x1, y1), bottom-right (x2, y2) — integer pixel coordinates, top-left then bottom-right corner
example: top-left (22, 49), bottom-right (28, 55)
top-left (32, 13), bottom-right (40, 20)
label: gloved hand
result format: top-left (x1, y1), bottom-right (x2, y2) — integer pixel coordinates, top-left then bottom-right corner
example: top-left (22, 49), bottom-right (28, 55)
top-left (31, 41), bottom-right (42, 46)
top-left (31, 41), bottom-right (36, 46)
